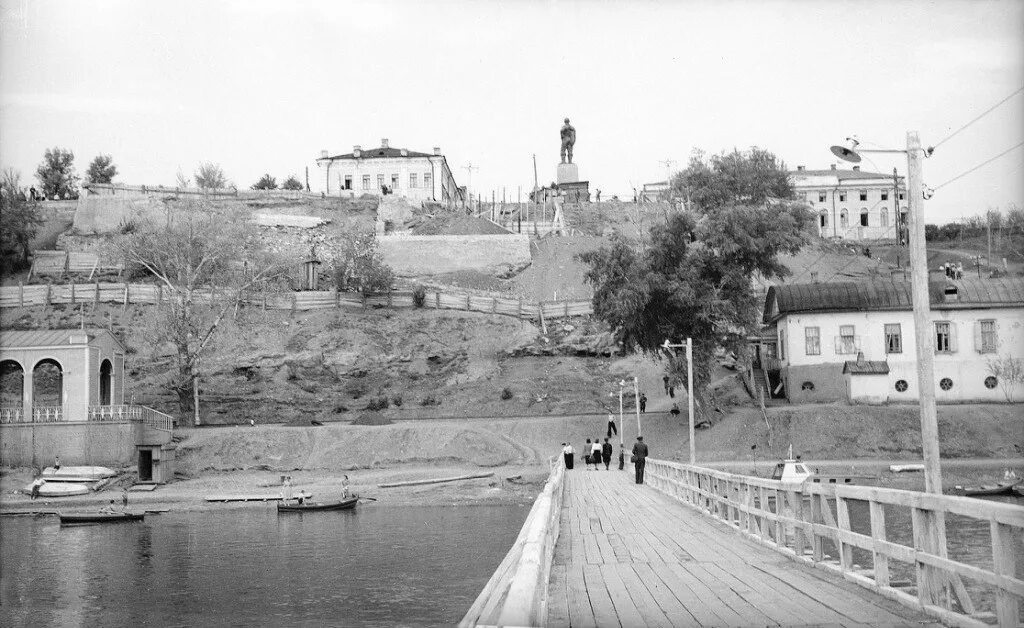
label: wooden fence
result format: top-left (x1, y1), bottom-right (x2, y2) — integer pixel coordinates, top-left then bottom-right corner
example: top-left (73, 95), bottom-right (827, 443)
top-left (0, 282), bottom-right (594, 323)
top-left (459, 458), bottom-right (566, 627)
top-left (645, 459), bottom-right (1024, 628)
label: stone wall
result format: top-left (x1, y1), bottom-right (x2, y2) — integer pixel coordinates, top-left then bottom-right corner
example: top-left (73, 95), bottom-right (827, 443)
top-left (782, 363), bottom-right (848, 403)
top-left (72, 194), bottom-right (167, 234)
top-left (0, 421), bottom-right (138, 467)
top-left (379, 234), bottom-right (531, 277)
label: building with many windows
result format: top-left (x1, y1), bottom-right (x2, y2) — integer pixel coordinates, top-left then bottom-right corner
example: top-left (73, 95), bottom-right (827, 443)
top-left (757, 279), bottom-right (1024, 404)
top-left (316, 139), bottom-right (464, 204)
top-left (790, 165), bottom-right (907, 243)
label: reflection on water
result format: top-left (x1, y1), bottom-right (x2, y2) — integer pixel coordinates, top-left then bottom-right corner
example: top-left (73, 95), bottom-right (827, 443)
top-left (1, 505), bottom-right (528, 627)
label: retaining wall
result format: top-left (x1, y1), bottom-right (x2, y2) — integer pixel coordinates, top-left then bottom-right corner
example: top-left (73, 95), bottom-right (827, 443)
top-left (0, 421), bottom-right (138, 467)
top-left (380, 234), bottom-right (531, 276)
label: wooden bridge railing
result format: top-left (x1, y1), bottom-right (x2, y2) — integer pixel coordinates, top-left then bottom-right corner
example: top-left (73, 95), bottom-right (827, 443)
top-left (460, 458), bottom-right (566, 628)
top-left (645, 458), bottom-right (1024, 628)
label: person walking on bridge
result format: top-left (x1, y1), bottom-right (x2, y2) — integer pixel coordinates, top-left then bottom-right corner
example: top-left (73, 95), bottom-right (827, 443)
top-left (601, 438), bottom-right (612, 470)
top-left (562, 443), bottom-right (574, 470)
top-left (591, 438), bottom-right (602, 470)
top-left (632, 436), bottom-right (649, 484)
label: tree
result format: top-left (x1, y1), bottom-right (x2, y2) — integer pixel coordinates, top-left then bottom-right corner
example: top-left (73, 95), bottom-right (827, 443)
top-left (0, 169), bottom-right (42, 273)
top-left (329, 231), bottom-right (394, 294)
top-left (86, 154), bottom-right (118, 184)
top-left (281, 175), bottom-right (303, 191)
top-left (112, 200), bottom-right (286, 424)
top-left (251, 174), bottom-right (277, 190)
top-left (582, 157), bottom-right (813, 422)
top-left (986, 355), bottom-right (1024, 402)
top-left (175, 168), bottom-right (191, 189)
top-left (35, 147), bottom-right (79, 199)
top-left (194, 162), bottom-right (227, 190)
top-left (671, 147), bottom-right (793, 210)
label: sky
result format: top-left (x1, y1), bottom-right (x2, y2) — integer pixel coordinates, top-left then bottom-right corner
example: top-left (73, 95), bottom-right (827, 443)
top-left (1, 0), bottom-right (1022, 224)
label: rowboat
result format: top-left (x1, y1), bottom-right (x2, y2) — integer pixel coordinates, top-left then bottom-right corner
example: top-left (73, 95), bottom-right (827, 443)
top-left (60, 512), bottom-right (144, 525)
top-left (43, 466), bottom-right (118, 481)
top-left (963, 480), bottom-right (1022, 497)
top-left (888, 463), bottom-right (925, 473)
top-left (36, 482), bottom-right (91, 497)
top-left (277, 496), bottom-right (359, 512)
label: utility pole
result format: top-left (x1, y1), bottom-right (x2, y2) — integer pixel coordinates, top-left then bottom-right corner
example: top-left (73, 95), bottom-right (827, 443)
top-left (632, 377), bottom-right (642, 441)
top-left (659, 158), bottom-right (676, 201)
top-left (892, 167), bottom-right (902, 245)
top-left (462, 162), bottom-right (479, 199)
top-left (906, 131), bottom-right (942, 495)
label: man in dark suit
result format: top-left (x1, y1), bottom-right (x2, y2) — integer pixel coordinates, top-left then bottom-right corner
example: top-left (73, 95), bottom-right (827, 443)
top-left (631, 436), bottom-right (649, 484)
top-left (601, 438), bottom-right (613, 470)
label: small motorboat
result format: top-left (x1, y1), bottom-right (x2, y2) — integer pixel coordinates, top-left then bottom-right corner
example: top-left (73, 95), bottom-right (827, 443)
top-left (60, 512), bottom-right (145, 525)
top-left (277, 496), bottom-right (359, 513)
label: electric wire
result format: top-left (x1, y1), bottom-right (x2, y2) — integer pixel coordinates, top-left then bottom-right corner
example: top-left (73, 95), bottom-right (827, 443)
top-left (931, 85), bottom-right (1024, 151)
top-left (932, 140), bottom-right (1024, 191)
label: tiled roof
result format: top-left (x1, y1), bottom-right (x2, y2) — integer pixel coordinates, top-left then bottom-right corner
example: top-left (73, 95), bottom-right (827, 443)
top-left (321, 147), bottom-right (435, 161)
top-left (764, 278), bottom-right (1024, 322)
top-left (0, 329), bottom-right (121, 350)
top-left (843, 360), bottom-right (890, 375)
top-left (790, 169), bottom-right (901, 182)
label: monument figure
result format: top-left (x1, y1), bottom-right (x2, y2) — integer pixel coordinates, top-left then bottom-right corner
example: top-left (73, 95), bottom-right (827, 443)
top-left (560, 118), bottom-right (576, 164)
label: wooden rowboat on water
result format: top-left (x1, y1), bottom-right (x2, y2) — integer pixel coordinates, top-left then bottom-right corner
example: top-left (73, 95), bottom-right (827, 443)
top-left (60, 512), bottom-right (144, 525)
top-left (963, 480), bottom-right (1022, 497)
top-left (277, 496), bottom-right (359, 513)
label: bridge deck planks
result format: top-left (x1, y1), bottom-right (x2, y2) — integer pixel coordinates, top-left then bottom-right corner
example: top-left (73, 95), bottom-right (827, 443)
top-left (545, 468), bottom-right (938, 627)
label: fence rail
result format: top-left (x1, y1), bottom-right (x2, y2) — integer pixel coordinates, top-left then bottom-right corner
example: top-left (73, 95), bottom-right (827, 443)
top-left (0, 282), bottom-right (594, 322)
top-left (460, 458), bottom-right (565, 627)
top-left (645, 458), bottom-right (1024, 628)
top-left (0, 404), bottom-right (173, 431)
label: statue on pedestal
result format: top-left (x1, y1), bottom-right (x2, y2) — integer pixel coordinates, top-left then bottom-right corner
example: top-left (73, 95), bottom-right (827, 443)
top-left (560, 118), bottom-right (576, 164)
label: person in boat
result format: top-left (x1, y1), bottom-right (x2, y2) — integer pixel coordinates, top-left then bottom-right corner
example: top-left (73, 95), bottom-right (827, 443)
top-left (296, 496), bottom-right (305, 505)
top-left (100, 500), bottom-right (117, 514)
top-left (30, 478), bottom-right (44, 500)
top-left (121, 488), bottom-right (129, 509)
top-left (342, 475), bottom-right (351, 498)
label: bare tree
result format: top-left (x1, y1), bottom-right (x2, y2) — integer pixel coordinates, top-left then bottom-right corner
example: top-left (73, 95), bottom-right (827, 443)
top-left (112, 199), bottom-right (286, 424)
top-left (986, 355), bottom-right (1024, 403)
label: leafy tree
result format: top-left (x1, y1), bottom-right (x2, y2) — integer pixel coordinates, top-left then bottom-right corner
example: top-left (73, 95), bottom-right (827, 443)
top-left (112, 200), bottom-right (286, 425)
top-left (281, 175), bottom-right (304, 191)
top-left (194, 162), bottom-right (227, 190)
top-left (671, 147), bottom-right (793, 210)
top-left (582, 155), bottom-right (812, 422)
top-left (86, 154), bottom-right (118, 184)
top-left (175, 168), bottom-right (191, 189)
top-left (0, 169), bottom-right (42, 273)
top-left (329, 231), bottom-right (394, 294)
top-left (251, 174), bottom-right (277, 190)
top-left (35, 147), bottom-right (79, 199)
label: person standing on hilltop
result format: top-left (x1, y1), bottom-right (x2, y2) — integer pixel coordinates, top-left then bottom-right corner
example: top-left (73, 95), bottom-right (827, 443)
top-left (606, 413), bottom-right (617, 439)
top-left (632, 436), bottom-right (649, 484)
top-left (639, 393), bottom-right (647, 413)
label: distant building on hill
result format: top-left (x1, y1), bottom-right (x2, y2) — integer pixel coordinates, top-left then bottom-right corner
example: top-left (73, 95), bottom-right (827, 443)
top-left (790, 165), bottom-right (907, 243)
top-left (639, 181), bottom-right (668, 203)
top-left (316, 139), bottom-right (464, 204)
top-left (754, 278), bottom-right (1024, 405)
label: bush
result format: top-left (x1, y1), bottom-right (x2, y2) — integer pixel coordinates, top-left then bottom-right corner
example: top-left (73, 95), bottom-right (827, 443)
top-left (500, 387), bottom-right (514, 400)
top-left (281, 175), bottom-right (303, 191)
top-left (366, 396), bottom-right (390, 411)
top-left (420, 395), bottom-right (440, 406)
top-left (412, 285), bottom-right (427, 308)
top-left (346, 380), bottom-right (368, 399)
top-left (391, 393), bottom-right (403, 407)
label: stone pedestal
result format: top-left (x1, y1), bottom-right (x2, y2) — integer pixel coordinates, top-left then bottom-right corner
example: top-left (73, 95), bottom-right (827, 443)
top-left (557, 163), bottom-right (579, 184)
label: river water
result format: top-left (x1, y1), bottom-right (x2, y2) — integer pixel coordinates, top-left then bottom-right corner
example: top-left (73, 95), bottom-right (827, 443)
top-left (1, 505), bottom-right (529, 627)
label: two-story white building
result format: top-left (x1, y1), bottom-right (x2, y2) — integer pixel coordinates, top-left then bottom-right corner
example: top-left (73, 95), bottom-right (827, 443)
top-left (790, 165), bottom-right (907, 243)
top-left (760, 278), bottom-right (1024, 404)
top-left (316, 139), bottom-right (464, 204)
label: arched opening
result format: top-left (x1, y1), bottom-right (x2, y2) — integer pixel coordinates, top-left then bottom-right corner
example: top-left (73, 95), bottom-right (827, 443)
top-left (880, 208), bottom-right (889, 228)
top-left (0, 360), bottom-right (25, 415)
top-left (840, 209), bottom-right (849, 228)
top-left (860, 208), bottom-right (869, 227)
top-left (819, 211), bottom-right (828, 228)
top-left (100, 359), bottom-right (113, 406)
top-left (32, 359), bottom-right (63, 409)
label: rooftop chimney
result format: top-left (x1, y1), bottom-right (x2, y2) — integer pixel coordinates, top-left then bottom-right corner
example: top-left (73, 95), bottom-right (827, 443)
top-left (830, 164), bottom-right (837, 170)
top-left (320, 150), bottom-right (328, 159)
top-left (400, 148), bottom-right (408, 157)
top-left (853, 165), bottom-right (860, 171)
top-left (797, 165), bottom-right (805, 171)
top-left (433, 146), bottom-right (441, 156)
top-left (381, 138), bottom-right (389, 148)
top-left (353, 145), bottom-right (361, 158)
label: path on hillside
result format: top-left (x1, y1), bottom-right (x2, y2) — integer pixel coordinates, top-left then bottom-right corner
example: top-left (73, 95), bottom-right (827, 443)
top-left (546, 469), bottom-right (938, 627)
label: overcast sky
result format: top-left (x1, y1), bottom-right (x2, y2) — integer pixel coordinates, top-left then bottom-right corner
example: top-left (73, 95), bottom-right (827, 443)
top-left (1, 0), bottom-right (1022, 223)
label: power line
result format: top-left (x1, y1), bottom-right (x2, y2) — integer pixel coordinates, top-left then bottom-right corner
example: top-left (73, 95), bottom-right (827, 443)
top-left (933, 140), bottom-right (1024, 191)
top-left (932, 85), bottom-right (1024, 151)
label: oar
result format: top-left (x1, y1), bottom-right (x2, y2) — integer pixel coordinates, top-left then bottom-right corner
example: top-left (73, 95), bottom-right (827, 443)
top-left (358, 496), bottom-right (377, 502)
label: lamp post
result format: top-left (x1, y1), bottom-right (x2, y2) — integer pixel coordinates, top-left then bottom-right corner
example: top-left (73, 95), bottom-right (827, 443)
top-left (830, 134), bottom-right (941, 495)
top-left (663, 338), bottom-right (695, 465)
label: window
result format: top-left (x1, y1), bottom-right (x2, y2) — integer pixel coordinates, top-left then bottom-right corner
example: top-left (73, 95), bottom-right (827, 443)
top-left (885, 324), bottom-right (902, 354)
top-left (895, 379), bottom-right (909, 392)
top-left (391, 174), bottom-right (399, 189)
top-left (839, 192), bottom-right (847, 202)
top-left (818, 192), bottom-right (826, 203)
top-left (860, 208), bottom-right (869, 227)
top-left (935, 321), bottom-right (955, 353)
top-left (362, 175), bottom-right (371, 190)
top-left (805, 327), bottom-right (820, 355)
top-left (424, 172), bottom-right (432, 189)
top-left (859, 190), bottom-right (868, 201)
top-left (819, 212), bottom-right (828, 228)
top-left (377, 174), bottom-right (385, 190)
top-left (343, 175), bottom-right (352, 190)
top-left (977, 319), bottom-right (998, 353)
top-left (939, 377), bottom-right (953, 391)
top-left (409, 173), bottom-right (417, 188)
top-left (899, 191), bottom-right (905, 200)
top-left (985, 376), bottom-right (998, 389)
top-left (837, 325), bottom-right (857, 354)
top-left (881, 191), bottom-right (889, 201)
top-left (840, 210), bottom-right (849, 228)
top-left (801, 381), bottom-right (815, 391)
top-left (880, 208), bottom-right (889, 227)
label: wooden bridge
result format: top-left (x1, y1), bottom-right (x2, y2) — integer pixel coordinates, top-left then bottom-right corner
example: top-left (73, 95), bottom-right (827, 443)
top-left (461, 459), bottom-right (1024, 628)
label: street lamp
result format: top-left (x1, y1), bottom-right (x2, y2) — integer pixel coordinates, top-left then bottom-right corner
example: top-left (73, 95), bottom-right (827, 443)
top-left (663, 338), bottom-right (695, 465)
top-left (830, 132), bottom-right (942, 495)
